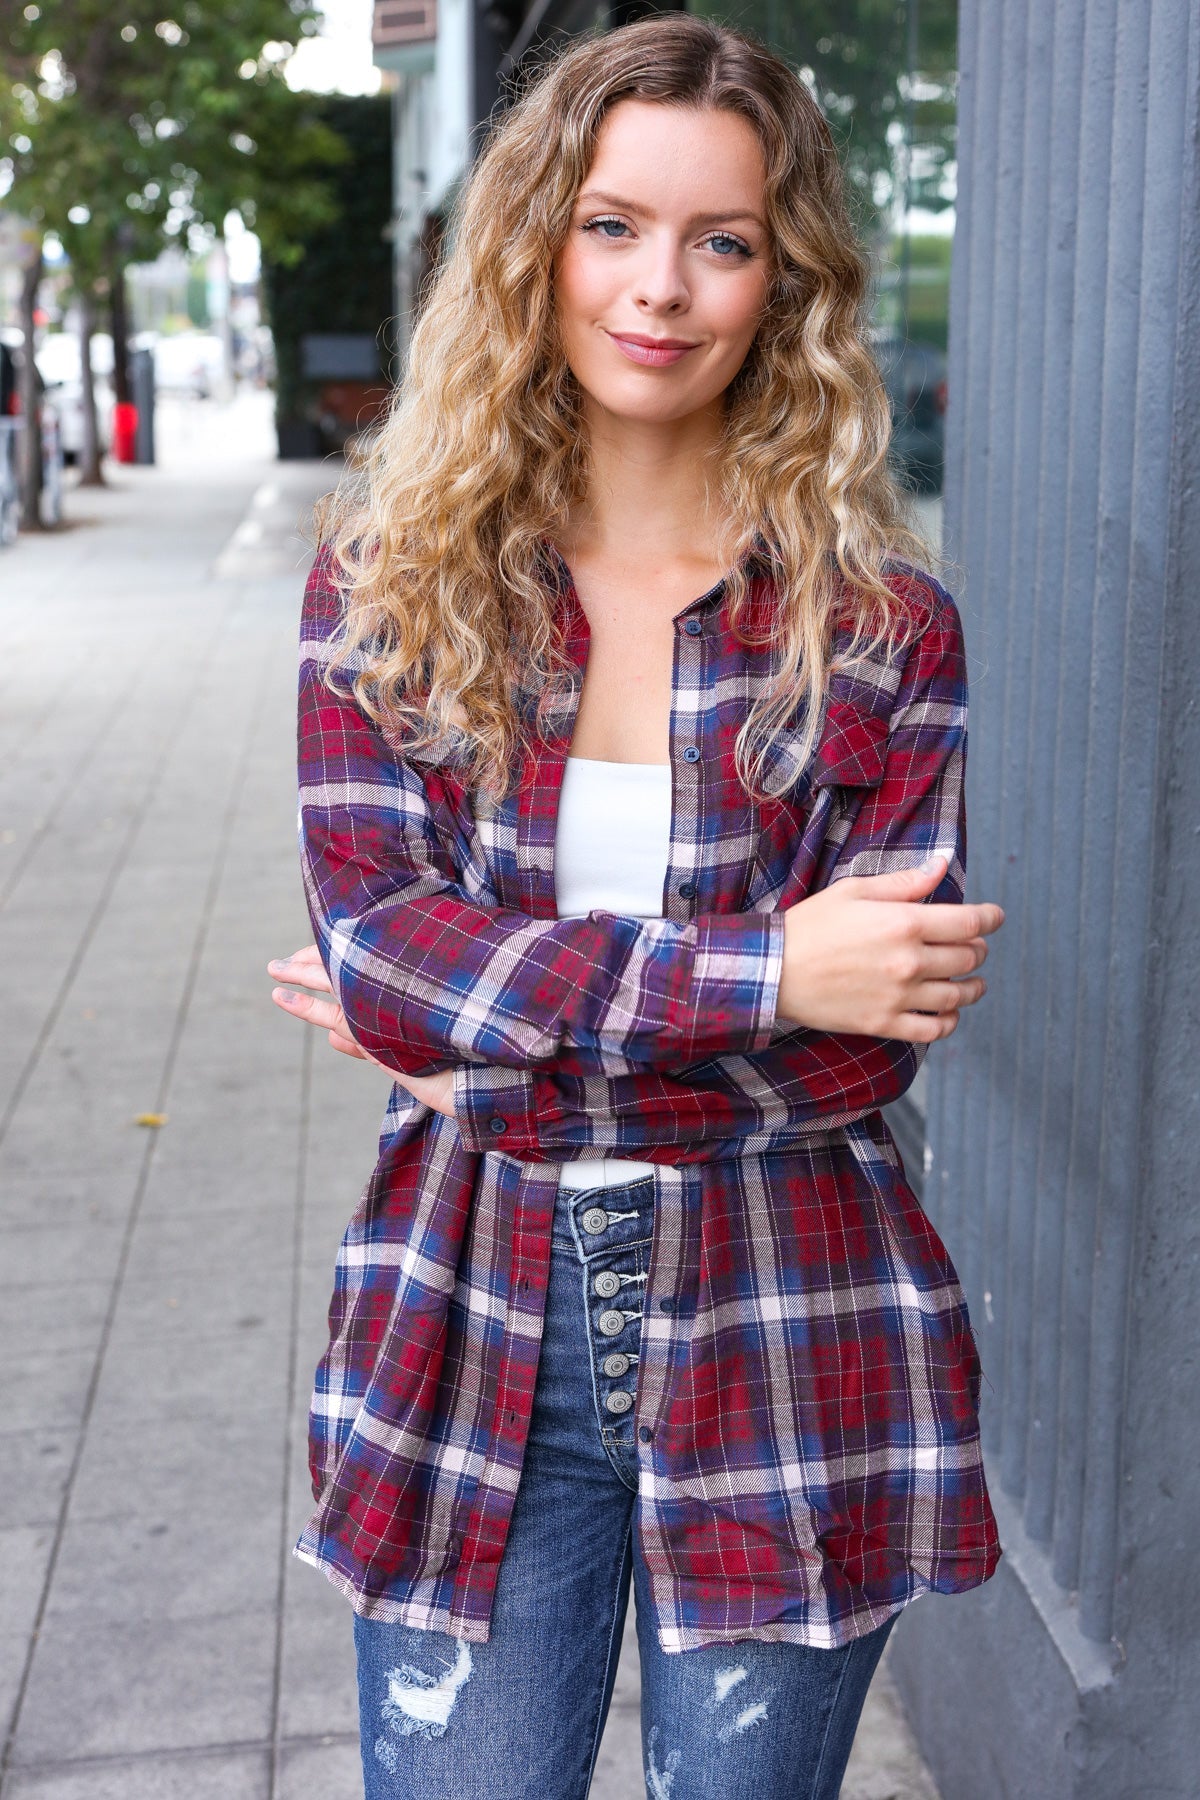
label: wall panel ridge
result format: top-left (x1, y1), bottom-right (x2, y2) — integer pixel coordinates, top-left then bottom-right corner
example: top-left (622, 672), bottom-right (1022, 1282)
top-left (891, 0), bottom-right (1200, 1793)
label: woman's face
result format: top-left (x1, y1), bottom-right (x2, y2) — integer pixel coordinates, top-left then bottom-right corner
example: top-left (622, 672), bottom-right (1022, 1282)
top-left (554, 99), bottom-right (772, 429)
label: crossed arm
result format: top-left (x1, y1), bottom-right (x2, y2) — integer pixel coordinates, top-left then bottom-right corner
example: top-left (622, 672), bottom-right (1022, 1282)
top-left (272, 560), bottom-right (1001, 1153)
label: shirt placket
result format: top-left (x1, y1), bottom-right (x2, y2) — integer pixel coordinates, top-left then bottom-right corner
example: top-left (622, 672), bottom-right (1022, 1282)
top-left (628, 597), bottom-right (713, 1480)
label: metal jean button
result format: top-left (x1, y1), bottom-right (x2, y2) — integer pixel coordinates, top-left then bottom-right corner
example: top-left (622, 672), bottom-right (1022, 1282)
top-left (598, 1309), bottom-right (626, 1337)
top-left (605, 1390), bottom-right (633, 1415)
top-left (594, 1270), bottom-right (621, 1298)
top-left (602, 1352), bottom-right (630, 1377)
top-left (581, 1207), bottom-right (608, 1235)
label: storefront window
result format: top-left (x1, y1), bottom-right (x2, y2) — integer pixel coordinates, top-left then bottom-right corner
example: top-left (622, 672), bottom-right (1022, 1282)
top-left (689, 0), bottom-right (957, 540)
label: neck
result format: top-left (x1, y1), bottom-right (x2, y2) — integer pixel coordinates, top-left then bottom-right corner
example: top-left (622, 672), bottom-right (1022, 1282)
top-left (566, 395), bottom-right (727, 565)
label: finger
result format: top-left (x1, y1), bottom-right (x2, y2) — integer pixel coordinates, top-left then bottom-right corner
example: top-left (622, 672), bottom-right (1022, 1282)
top-left (267, 951), bottom-right (330, 986)
top-left (328, 1029), bottom-right (370, 1060)
top-left (267, 947), bottom-right (332, 988)
top-left (910, 940), bottom-right (990, 980)
top-left (271, 987), bottom-right (344, 1031)
top-left (894, 1008), bottom-right (960, 1043)
top-left (909, 976), bottom-right (987, 1013)
top-left (911, 901), bottom-right (1005, 942)
top-left (836, 855), bottom-right (950, 903)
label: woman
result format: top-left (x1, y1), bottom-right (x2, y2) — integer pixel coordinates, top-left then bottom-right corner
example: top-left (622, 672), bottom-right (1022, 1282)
top-left (268, 16), bottom-right (1003, 1798)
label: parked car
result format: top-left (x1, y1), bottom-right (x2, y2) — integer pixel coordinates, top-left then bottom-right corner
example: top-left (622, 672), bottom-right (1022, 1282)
top-left (34, 329), bottom-right (114, 465)
top-left (1, 328), bottom-right (64, 528)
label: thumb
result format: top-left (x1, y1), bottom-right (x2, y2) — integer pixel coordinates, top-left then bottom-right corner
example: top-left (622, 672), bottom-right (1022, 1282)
top-left (846, 853), bottom-right (949, 901)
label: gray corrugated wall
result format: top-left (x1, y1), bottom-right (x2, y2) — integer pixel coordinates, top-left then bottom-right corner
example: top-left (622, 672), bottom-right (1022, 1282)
top-left (887, 1), bottom-right (1200, 1794)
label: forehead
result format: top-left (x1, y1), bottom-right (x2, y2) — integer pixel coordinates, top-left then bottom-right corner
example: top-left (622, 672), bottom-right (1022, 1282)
top-left (581, 100), bottom-right (767, 219)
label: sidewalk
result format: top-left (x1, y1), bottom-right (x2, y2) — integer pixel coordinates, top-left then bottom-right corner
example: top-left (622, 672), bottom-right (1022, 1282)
top-left (0, 391), bottom-right (938, 1799)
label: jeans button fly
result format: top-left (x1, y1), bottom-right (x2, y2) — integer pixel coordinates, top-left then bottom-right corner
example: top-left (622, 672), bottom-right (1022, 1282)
top-left (602, 1352), bottom-right (630, 1377)
top-left (598, 1309), bottom-right (626, 1336)
top-left (605, 1390), bottom-right (633, 1415)
top-left (581, 1207), bottom-right (608, 1235)
top-left (594, 1270), bottom-right (621, 1298)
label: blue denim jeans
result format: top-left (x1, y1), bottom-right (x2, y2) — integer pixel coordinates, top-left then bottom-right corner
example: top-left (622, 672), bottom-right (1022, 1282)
top-left (354, 1175), bottom-right (896, 1799)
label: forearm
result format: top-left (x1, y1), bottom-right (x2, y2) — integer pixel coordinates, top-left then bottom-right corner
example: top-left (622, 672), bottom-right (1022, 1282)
top-left (301, 822), bottom-right (785, 1079)
top-left (451, 1029), bottom-right (921, 1157)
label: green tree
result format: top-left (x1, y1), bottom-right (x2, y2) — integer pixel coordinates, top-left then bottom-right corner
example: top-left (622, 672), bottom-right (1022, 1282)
top-left (0, 0), bottom-right (345, 509)
top-left (690, 0), bottom-right (958, 240)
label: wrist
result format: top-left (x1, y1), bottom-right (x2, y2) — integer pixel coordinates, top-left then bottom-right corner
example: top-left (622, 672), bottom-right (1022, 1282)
top-left (453, 1064), bottom-right (539, 1154)
top-left (777, 905), bottom-right (811, 1027)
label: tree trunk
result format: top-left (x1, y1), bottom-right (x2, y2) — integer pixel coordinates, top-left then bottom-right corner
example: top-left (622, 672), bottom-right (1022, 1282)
top-left (17, 246), bottom-right (44, 532)
top-left (109, 252), bottom-right (131, 407)
top-left (77, 290), bottom-right (104, 487)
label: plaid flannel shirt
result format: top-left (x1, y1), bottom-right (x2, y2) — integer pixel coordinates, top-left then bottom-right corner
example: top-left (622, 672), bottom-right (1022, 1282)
top-left (293, 543), bottom-right (1000, 1652)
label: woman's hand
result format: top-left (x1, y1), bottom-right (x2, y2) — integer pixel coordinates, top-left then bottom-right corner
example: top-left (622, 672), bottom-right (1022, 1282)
top-left (778, 854), bottom-right (1003, 1043)
top-left (268, 947), bottom-right (457, 1118)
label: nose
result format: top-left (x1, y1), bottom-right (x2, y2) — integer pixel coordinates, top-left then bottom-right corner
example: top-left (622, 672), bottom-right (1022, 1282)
top-left (631, 230), bottom-right (690, 316)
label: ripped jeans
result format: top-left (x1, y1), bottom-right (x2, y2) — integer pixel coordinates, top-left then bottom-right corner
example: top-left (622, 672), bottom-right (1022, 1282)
top-left (353, 1175), bottom-right (895, 1799)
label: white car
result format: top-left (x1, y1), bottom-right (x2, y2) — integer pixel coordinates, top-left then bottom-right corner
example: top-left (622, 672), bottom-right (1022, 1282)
top-left (35, 330), bottom-right (114, 463)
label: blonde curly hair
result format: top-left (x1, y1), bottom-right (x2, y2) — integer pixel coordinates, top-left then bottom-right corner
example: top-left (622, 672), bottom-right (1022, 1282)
top-left (318, 12), bottom-right (936, 800)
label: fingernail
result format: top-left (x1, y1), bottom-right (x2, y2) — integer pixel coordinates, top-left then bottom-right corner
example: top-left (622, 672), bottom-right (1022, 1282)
top-left (920, 852), bottom-right (946, 871)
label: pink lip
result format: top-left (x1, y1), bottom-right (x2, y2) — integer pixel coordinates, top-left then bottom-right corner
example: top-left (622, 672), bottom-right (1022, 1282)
top-left (605, 330), bottom-right (701, 368)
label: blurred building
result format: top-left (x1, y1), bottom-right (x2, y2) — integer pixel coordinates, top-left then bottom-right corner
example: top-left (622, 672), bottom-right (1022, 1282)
top-left (370, 3), bottom-right (1200, 1795)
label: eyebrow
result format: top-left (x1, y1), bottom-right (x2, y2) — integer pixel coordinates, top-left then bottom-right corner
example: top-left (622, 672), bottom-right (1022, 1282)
top-left (575, 188), bottom-right (765, 230)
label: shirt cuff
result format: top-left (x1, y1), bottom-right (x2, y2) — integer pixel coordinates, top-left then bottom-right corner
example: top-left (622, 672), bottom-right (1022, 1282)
top-left (453, 1063), bottom-right (540, 1154)
top-left (685, 910), bottom-right (786, 1059)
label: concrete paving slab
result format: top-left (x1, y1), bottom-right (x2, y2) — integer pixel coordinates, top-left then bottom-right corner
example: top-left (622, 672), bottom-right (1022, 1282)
top-left (43, 1505), bottom-right (280, 1627)
top-left (2, 1351), bottom-right (96, 1434)
top-left (0, 1280), bottom-right (111, 1357)
top-left (0, 1529), bottom-right (54, 1646)
top-left (0, 1637), bottom-right (30, 1767)
top-left (68, 1411), bottom-right (283, 1526)
top-left (88, 1326), bottom-right (291, 1430)
top-left (0, 1225), bottom-right (126, 1291)
top-left (0, 1172), bottom-right (133, 1233)
top-left (2, 1747), bottom-right (270, 1799)
top-left (275, 1736), bottom-right (362, 1800)
top-left (104, 1264), bottom-right (294, 1349)
top-left (0, 1432), bottom-right (74, 1530)
top-left (276, 1596), bottom-right (360, 1742)
top-left (10, 1611), bottom-right (276, 1765)
top-left (117, 1202), bottom-right (298, 1285)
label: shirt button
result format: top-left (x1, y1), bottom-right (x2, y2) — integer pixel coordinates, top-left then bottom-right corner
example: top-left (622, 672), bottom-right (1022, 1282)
top-left (682, 618), bottom-right (703, 636)
top-left (605, 1390), bottom-right (634, 1415)
top-left (603, 1352), bottom-right (630, 1377)
top-left (659, 1297), bottom-right (675, 1313)
top-left (598, 1309), bottom-right (626, 1336)
top-left (582, 1207), bottom-right (608, 1235)
top-left (682, 745), bottom-right (701, 764)
top-left (677, 880), bottom-right (697, 900)
top-left (594, 1270), bottom-right (621, 1298)
top-left (488, 1116), bottom-right (507, 1135)
top-left (638, 1425), bottom-right (654, 1443)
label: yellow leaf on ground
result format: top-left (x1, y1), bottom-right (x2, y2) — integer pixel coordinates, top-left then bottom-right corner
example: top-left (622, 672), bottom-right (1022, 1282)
top-left (135, 1113), bottom-right (168, 1128)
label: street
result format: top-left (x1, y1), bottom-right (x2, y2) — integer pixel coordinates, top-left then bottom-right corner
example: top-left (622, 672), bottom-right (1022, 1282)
top-left (0, 391), bottom-right (938, 1799)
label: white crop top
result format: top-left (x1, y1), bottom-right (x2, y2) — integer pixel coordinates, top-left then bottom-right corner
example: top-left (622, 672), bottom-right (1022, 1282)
top-left (548, 756), bottom-right (673, 1191)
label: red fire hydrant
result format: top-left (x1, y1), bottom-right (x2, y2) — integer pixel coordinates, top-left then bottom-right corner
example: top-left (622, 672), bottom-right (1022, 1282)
top-left (112, 402), bottom-right (138, 463)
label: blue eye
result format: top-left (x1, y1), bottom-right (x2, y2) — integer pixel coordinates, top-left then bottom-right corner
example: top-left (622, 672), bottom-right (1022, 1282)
top-left (584, 216), bottom-right (630, 240)
top-left (705, 232), bottom-right (752, 258)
